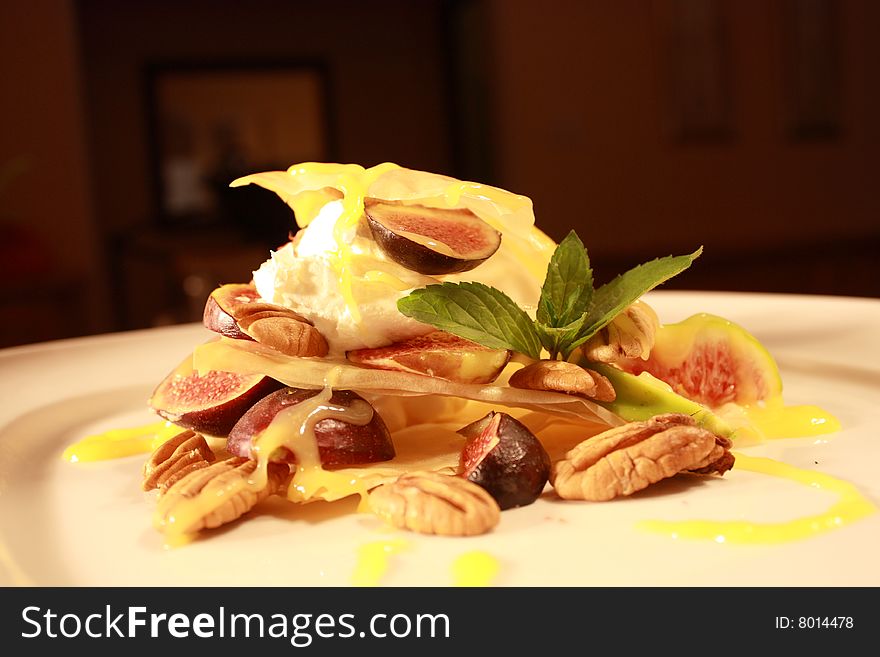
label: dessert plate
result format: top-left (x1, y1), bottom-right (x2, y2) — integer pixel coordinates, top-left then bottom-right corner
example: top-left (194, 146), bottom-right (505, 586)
top-left (1, 291), bottom-right (878, 586)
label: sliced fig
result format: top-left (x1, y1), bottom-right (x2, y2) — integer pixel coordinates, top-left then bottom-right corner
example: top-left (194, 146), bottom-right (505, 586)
top-left (227, 387), bottom-right (395, 467)
top-left (203, 283), bottom-right (329, 357)
top-left (347, 331), bottom-right (510, 384)
top-left (364, 198), bottom-right (501, 275)
top-left (617, 313), bottom-right (783, 408)
top-left (149, 355), bottom-right (285, 436)
top-left (458, 411), bottom-right (551, 510)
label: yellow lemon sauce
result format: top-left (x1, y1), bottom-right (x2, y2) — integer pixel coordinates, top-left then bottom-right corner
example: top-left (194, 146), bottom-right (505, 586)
top-left (451, 551), bottom-right (501, 587)
top-left (744, 402), bottom-right (840, 440)
top-left (319, 162), bottom-right (400, 325)
top-left (351, 545), bottom-right (500, 586)
top-left (351, 539), bottom-right (410, 586)
top-left (153, 384), bottom-right (375, 539)
top-left (639, 452), bottom-right (876, 544)
top-left (62, 420), bottom-right (181, 462)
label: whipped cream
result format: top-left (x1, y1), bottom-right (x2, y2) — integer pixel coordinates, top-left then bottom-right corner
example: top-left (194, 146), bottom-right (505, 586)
top-left (253, 200), bottom-right (437, 354)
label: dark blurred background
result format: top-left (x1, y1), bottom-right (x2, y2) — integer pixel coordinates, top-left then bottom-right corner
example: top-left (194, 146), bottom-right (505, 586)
top-left (1, 0), bottom-right (877, 349)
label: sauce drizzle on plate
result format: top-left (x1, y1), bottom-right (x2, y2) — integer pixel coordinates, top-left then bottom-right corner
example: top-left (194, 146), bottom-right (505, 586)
top-left (638, 452), bottom-right (877, 544)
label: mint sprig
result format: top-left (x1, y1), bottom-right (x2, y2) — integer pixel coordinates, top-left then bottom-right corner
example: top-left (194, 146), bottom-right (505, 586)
top-left (397, 234), bottom-right (701, 360)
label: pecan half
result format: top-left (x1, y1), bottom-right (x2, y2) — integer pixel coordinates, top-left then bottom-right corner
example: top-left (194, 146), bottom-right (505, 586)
top-left (550, 413), bottom-right (733, 501)
top-left (580, 301), bottom-right (659, 364)
top-left (142, 429), bottom-right (215, 492)
top-left (205, 283), bottom-right (328, 357)
top-left (687, 433), bottom-right (735, 475)
top-left (508, 360), bottom-right (616, 402)
top-left (368, 471), bottom-right (500, 536)
top-left (154, 457), bottom-right (289, 536)
top-left (235, 305), bottom-right (328, 357)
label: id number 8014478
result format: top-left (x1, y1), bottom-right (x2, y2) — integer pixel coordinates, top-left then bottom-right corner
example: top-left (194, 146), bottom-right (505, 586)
top-left (775, 617), bottom-right (854, 629)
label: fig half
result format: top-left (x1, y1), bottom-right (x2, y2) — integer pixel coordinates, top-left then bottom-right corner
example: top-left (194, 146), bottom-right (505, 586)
top-left (227, 387), bottom-right (395, 467)
top-left (364, 198), bottom-right (501, 275)
top-left (149, 355), bottom-right (285, 436)
top-left (347, 331), bottom-right (510, 384)
top-left (458, 411), bottom-right (551, 510)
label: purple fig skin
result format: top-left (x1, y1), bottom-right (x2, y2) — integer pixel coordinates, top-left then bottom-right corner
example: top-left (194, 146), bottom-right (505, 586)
top-left (202, 283), bottom-right (260, 340)
top-left (149, 358), bottom-right (285, 436)
top-left (458, 412), bottom-right (551, 510)
top-left (203, 295), bottom-right (250, 341)
top-left (227, 387), bottom-right (395, 467)
top-left (364, 198), bottom-right (501, 275)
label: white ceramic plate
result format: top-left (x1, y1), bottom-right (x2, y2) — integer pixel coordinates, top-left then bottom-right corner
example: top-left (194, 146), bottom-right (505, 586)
top-left (1, 291), bottom-right (878, 586)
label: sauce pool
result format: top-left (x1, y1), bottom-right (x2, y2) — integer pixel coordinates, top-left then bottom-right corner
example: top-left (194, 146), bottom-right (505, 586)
top-left (451, 551), bottom-right (500, 586)
top-left (62, 420), bottom-right (178, 463)
top-left (745, 403), bottom-right (840, 440)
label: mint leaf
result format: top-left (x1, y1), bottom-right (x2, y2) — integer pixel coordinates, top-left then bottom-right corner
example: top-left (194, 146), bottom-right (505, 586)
top-left (566, 247), bottom-right (703, 352)
top-left (536, 230), bottom-right (593, 328)
top-left (397, 282), bottom-right (543, 358)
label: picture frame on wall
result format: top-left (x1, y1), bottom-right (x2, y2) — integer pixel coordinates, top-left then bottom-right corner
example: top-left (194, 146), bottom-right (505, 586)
top-left (145, 61), bottom-right (333, 229)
